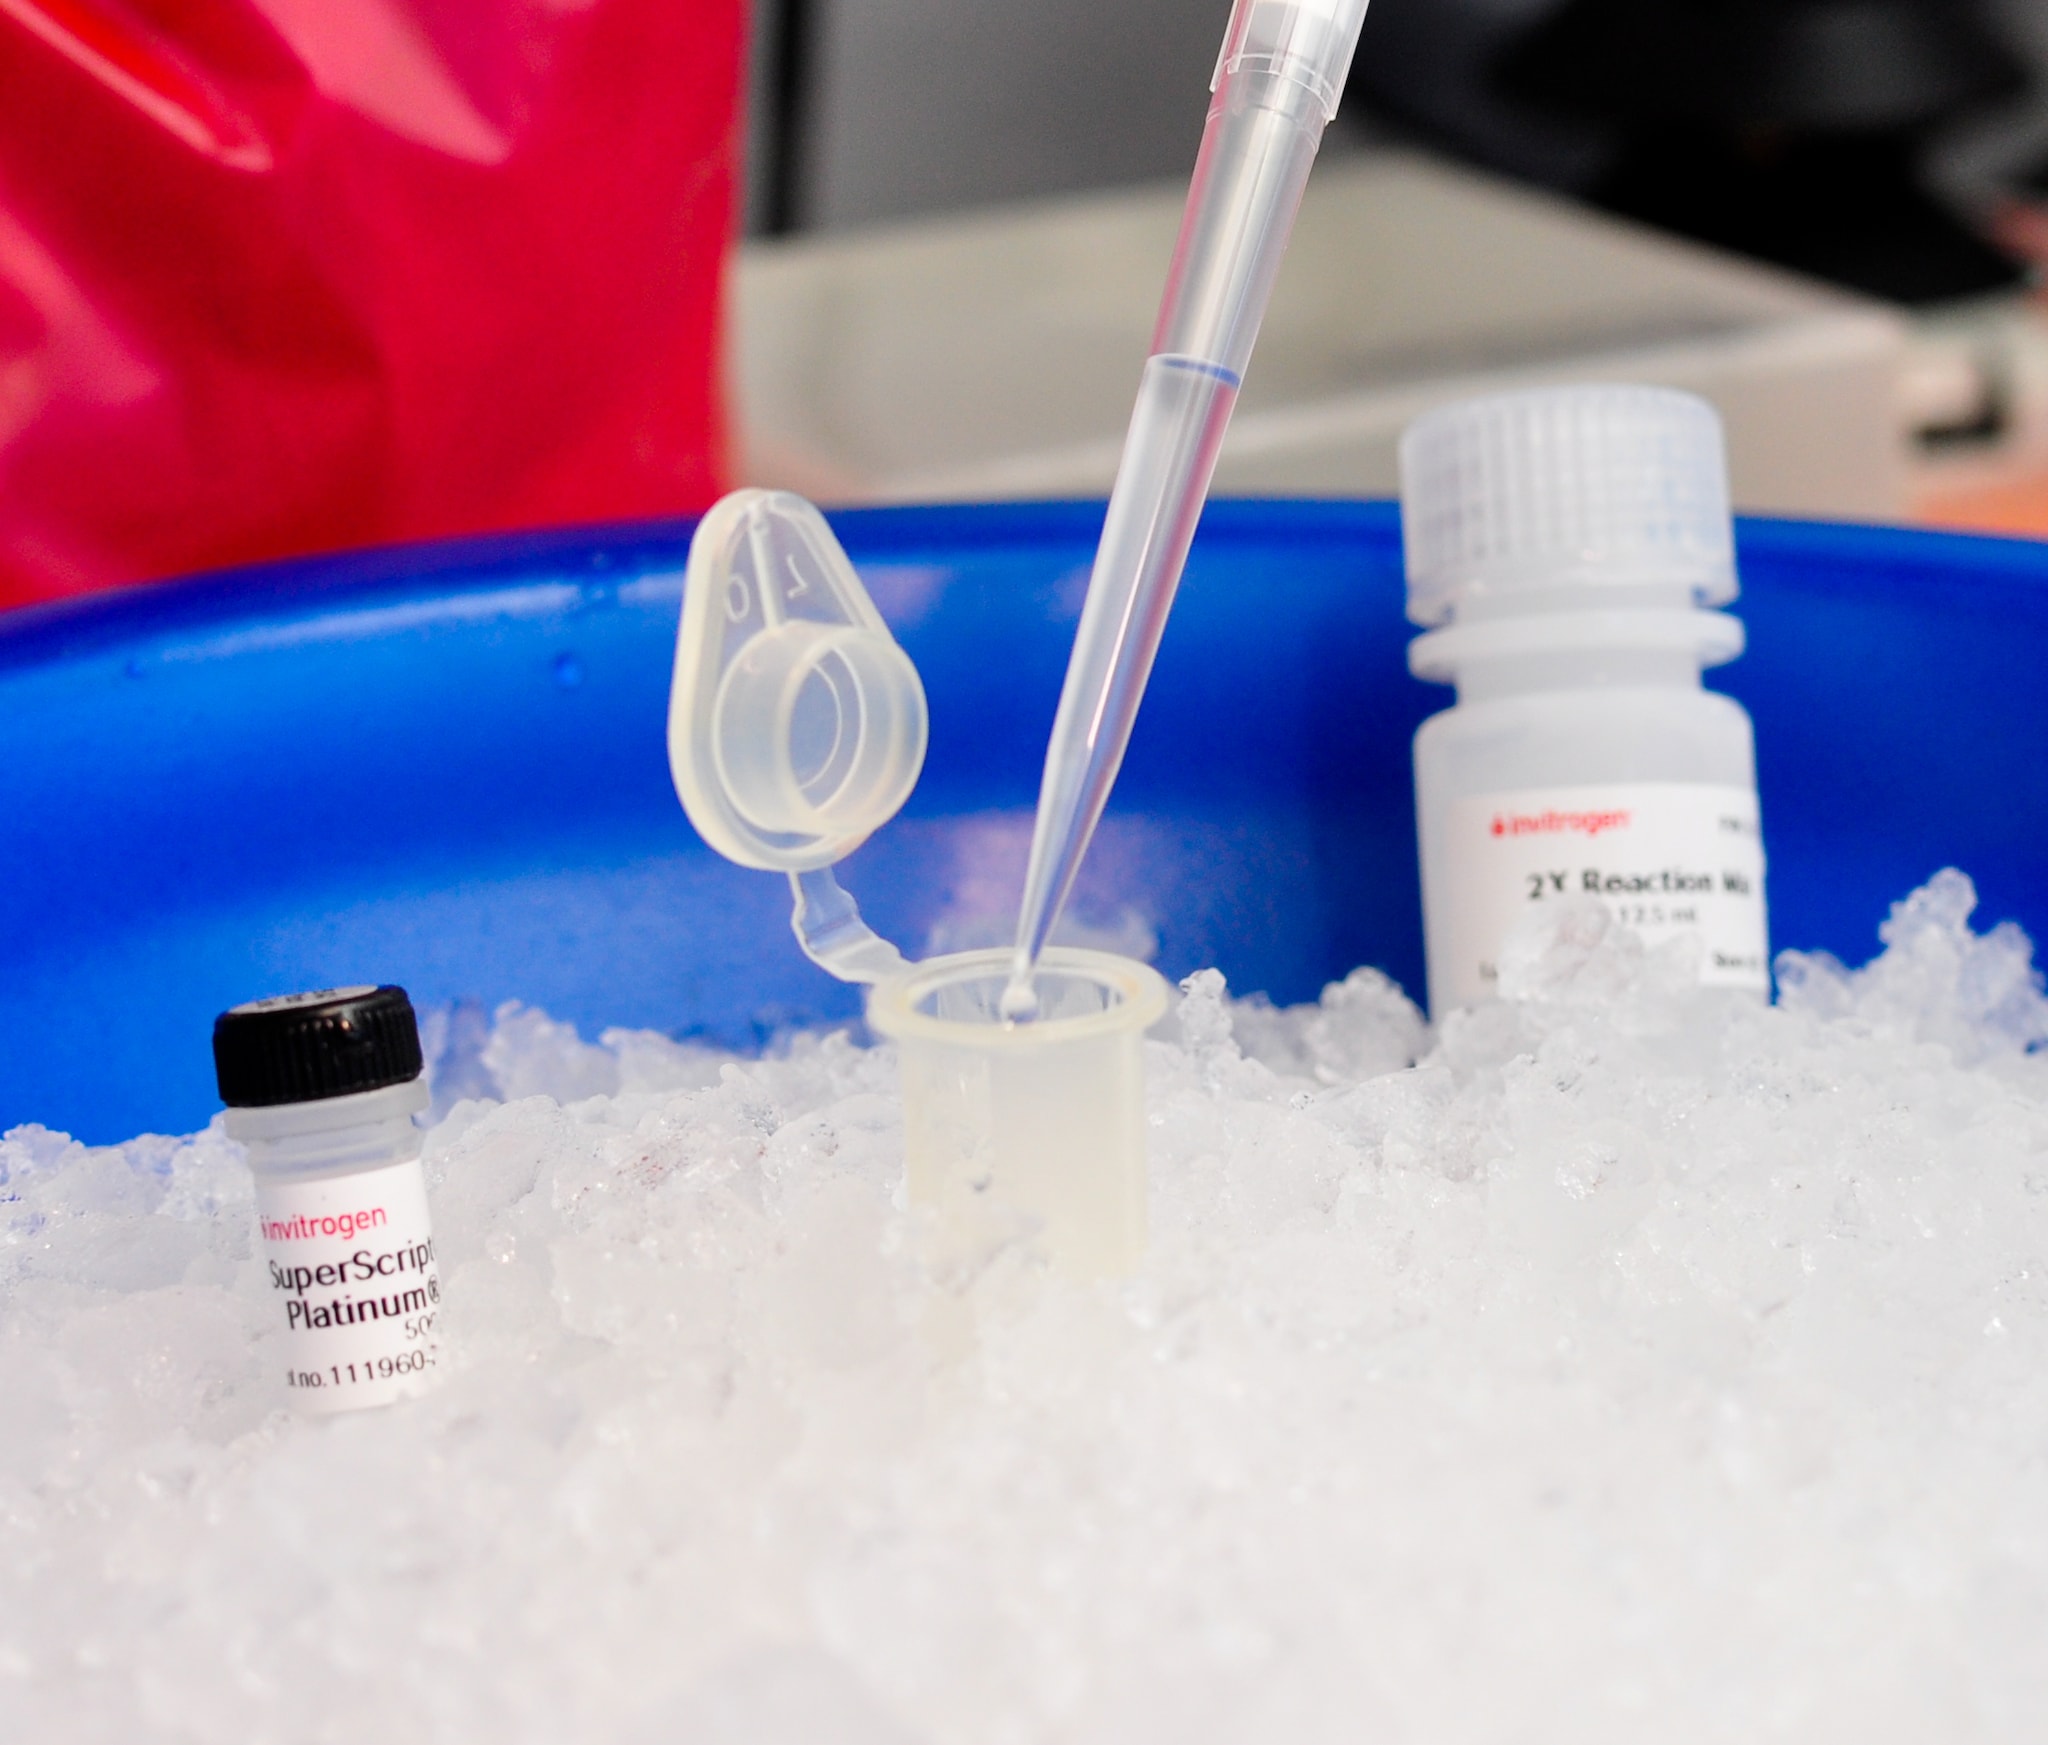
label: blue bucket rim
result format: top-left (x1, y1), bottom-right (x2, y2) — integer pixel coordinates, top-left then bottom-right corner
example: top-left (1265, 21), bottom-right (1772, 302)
top-left (5, 500), bottom-right (2046, 675)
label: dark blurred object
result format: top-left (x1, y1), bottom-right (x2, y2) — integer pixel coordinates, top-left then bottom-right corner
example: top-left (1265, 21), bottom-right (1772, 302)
top-left (1343, 0), bottom-right (1613, 192)
top-left (0, 1), bottom-right (745, 610)
top-left (1503, 0), bottom-right (2023, 130)
top-left (1499, 0), bottom-right (2032, 303)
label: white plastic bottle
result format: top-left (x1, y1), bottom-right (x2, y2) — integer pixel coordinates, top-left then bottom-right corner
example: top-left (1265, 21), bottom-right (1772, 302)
top-left (214, 985), bottom-right (443, 1414)
top-left (1400, 385), bottom-right (1770, 1016)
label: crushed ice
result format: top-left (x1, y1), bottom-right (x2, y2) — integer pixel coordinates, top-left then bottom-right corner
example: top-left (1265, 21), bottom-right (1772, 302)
top-left (4, 870), bottom-right (2047, 1741)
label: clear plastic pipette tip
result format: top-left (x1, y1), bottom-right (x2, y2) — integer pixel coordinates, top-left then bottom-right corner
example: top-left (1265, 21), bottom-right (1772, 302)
top-left (1005, 0), bottom-right (1367, 1002)
top-left (999, 967), bottom-right (1040, 1024)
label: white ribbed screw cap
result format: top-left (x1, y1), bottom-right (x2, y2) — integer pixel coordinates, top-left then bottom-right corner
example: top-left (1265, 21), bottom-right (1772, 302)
top-left (1399, 384), bottom-right (1738, 627)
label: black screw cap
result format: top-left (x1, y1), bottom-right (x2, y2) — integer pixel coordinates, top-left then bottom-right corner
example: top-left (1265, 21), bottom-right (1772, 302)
top-left (213, 985), bottom-right (423, 1108)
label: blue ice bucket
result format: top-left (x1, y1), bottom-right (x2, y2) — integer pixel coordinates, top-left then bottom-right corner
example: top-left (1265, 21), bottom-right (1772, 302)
top-left (5, 501), bottom-right (2045, 1141)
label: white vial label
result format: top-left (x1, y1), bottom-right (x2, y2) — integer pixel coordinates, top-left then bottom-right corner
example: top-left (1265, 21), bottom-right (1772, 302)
top-left (254, 1157), bottom-right (442, 1414)
top-left (1436, 782), bottom-right (1768, 1008)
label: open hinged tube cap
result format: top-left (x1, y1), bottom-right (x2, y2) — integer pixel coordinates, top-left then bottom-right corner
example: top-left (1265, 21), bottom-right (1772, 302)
top-left (668, 490), bottom-right (928, 982)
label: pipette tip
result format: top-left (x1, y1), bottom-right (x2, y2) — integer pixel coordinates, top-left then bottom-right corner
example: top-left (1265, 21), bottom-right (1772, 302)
top-left (999, 969), bottom-right (1041, 1025)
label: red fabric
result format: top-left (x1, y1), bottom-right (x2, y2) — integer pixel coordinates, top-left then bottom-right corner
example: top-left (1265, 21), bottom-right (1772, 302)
top-left (0, 0), bottom-right (744, 607)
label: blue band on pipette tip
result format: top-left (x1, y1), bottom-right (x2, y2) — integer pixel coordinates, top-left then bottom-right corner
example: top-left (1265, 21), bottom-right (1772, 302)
top-left (1155, 355), bottom-right (1244, 388)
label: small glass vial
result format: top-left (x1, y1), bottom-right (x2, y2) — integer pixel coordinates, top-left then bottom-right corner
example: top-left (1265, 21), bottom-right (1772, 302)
top-left (214, 985), bottom-right (443, 1414)
top-left (1400, 385), bottom-right (1770, 1017)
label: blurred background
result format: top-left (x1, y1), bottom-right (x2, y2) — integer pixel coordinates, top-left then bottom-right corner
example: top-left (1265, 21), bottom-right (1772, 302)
top-left (10, 0), bottom-right (2048, 607)
top-left (734, 0), bottom-right (2048, 535)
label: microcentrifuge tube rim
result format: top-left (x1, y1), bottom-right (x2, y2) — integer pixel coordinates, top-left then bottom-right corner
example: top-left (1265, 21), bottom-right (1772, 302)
top-left (866, 948), bottom-right (1170, 1050)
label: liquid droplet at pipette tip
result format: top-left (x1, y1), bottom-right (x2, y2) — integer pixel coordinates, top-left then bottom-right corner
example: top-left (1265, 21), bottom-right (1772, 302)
top-left (999, 966), bottom-right (1041, 1025)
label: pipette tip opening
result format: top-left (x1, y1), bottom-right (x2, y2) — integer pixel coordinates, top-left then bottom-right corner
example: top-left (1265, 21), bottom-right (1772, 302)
top-left (998, 966), bottom-right (1042, 1025)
